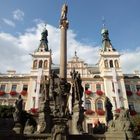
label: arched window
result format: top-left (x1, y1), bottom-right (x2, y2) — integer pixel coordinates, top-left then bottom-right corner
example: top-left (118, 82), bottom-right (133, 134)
top-left (115, 60), bottom-right (119, 68)
top-left (85, 100), bottom-right (91, 110)
top-left (96, 99), bottom-right (103, 110)
top-left (33, 60), bottom-right (37, 69)
top-left (104, 60), bottom-right (108, 68)
top-left (109, 60), bottom-right (113, 68)
top-left (44, 60), bottom-right (48, 69)
top-left (38, 60), bottom-right (43, 68)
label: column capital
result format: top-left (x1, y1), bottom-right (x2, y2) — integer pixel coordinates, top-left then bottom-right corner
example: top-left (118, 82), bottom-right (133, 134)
top-left (60, 19), bottom-right (69, 29)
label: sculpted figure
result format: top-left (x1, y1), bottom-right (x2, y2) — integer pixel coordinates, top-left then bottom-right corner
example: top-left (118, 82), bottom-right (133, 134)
top-left (107, 108), bottom-right (133, 132)
top-left (61, 4), bottom-right (68, 20)
top-left (105, 97), bottom-right (113, 125)
top-left (13, 95), bottom-right (23, 122)
top-left (70, 69), bottom-right (83, 105)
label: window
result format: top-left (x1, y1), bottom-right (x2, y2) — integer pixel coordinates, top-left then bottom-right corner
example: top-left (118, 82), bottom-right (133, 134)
top-left (96, 100), bottom-right (103, 110)
top-left (136, 85), bottom-right (140, 91)
top-left (11, 85), bottom-right (17, 91)
top-left (104, 60), bottom-right (108, 68)
top-left (23, 85), bottom-right (28, 91)
top-left (85, 83), bottom-right (90, 90)
top-left (85, 100), bottom-right (91, 110)
top-left (109, 60), bottom-right (113, 68)
top-left (38, 60), bottom-right (43, 68)
top-left (0, 85), bottom-right (6, 91)
top-left (129, 103), bottom-right (135, 111)
top-left (125, 85), bottom-right (131, 91)
top-left (96, 84), bottom-right (101, 91)
top-left (44, 60), bottom-right (48, 69)
top-left (33, 60), bottom-right (37, 69)
top-left (115, 60), bottom-right (119, 68)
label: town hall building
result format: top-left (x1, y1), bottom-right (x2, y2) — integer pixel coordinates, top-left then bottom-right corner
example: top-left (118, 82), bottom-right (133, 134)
top-left (0, 10), bottom-right (140, 133)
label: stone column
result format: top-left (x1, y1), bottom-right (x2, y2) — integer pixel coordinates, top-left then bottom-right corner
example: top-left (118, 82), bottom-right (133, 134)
top-left (59, 4), bottom-right (69, 80)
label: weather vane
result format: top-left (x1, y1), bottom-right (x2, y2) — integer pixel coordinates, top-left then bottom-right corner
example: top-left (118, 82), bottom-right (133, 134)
top-left (102, 17), bottom-right (106, 28)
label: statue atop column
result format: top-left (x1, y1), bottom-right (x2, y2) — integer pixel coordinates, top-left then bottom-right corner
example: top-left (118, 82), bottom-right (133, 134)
top-left (60, 4), bottom-right (69, 28)
top-left (61, 4), bottom-right (68, 20)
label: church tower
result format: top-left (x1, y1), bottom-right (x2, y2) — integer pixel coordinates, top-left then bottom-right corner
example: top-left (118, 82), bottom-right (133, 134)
top-left (98, 27), bottom-right (128, 111)
top-left (25, 27), bottom-right (52, 110)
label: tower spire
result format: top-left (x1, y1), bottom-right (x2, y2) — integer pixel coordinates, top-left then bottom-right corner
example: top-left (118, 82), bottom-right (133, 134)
top-left (101, 27), bottom-right (116, 52)
top-left (37, 24), bottom-right (49, 52)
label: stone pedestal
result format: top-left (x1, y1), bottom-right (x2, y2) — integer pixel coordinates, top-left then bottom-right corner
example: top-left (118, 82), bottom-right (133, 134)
top-left (106, 131), bottom-right (136, 140)
top-left (106, 132), bottom-right (126, 140)
top-left (51, 118), bottom-right (68, 140)
top-left (13, 123), bottom-right (23, 134)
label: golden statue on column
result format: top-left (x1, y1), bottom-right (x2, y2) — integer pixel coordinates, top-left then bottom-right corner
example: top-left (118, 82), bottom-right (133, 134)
top-left (60, 4), bottom-right (69, 28)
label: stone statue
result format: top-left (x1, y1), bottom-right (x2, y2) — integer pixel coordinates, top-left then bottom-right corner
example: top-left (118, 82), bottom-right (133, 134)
top-left (41, 28), bottom-right (48, 43)
top-left (40, 76), bottom-right (49, 102)
top-left (13, 95), bottom-right (23, 122)
top-left (13, 95), bottom-right (37, 134)
top-left (107, 108), bottom-right (133, 132)
top-left (77, 103), bottom-right (85, 133)
top-left (70, 69), bottom-right (83, 106)
top-left (37, 99), bottom-right (53, 134)
top-left (15, 95), bottom-right (23, 112)
top-left (24, 115), bottom-right (37, 134)
top-left (52, 78), bottom-right (70, 117)
top-left (105, 97), bottom-right (113, 125)
top-left (70, 69), bottom-right (85, 133)
top-left (60, 4), bottom-right (69, 28)
top-left (61, 4), bottom-right (68, 20)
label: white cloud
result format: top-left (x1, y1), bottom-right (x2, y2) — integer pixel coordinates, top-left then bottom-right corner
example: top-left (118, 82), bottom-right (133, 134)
top-left (121, 48), bottom-right (140, 73)
top-left (13, 9), bottom-right (24, 21)
top-left (33, 18), bottom-right (44, 24)
top-left (0, 22), bottom-right (140, 74)
top-left (2, 18), bottom-right (15, 27)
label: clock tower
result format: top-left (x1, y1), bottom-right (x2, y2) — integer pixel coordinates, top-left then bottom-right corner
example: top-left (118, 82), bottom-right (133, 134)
top-left (25, 27), bottom-right (52, 110)
top-left (98, 27), bottom-right (128, 110)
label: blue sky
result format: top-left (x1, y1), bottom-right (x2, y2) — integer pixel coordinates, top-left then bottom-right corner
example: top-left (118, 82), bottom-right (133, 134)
top-left (0, 0), bottom-right (140, 73)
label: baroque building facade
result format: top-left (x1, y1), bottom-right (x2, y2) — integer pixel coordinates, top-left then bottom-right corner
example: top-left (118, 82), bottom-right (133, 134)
top-left (0, 26), bottom-right (140, 133)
